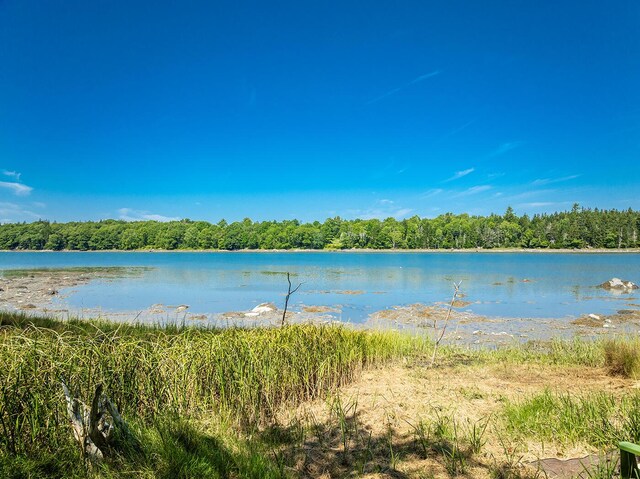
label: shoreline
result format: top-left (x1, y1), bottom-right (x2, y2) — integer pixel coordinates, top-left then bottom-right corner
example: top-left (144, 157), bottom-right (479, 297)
top-left (2, 267), bottom-right (639, 346)
top-left (2, 247), bottom-right (640, 254)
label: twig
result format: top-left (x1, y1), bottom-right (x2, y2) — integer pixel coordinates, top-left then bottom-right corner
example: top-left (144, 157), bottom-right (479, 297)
top-left (282, 272), bottom-right (302, 326)
top-left (430, 281), bottom-right (461, 367)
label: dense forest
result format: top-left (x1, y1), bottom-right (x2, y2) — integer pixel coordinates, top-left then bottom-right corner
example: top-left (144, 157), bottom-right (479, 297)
top-left (1, 205), bottom-right (639, 251)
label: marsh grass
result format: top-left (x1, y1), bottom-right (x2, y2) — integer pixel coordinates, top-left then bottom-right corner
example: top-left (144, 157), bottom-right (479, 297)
top-left (4, 311), bottom-right (640, 478)
top-left (0, 311), bottom-right (428, 476)
top-left (503, 388), bottom-right (640, 447)
top-left (604, 338), bottom-right (640, 378)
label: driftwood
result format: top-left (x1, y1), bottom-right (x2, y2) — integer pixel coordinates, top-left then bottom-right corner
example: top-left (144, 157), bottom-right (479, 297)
top-left (61, 381), bottom-right (131, 463)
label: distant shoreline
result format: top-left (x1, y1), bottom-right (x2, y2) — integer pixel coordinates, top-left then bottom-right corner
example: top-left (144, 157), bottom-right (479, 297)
top-left (1, 248), bottom-right (639, 254)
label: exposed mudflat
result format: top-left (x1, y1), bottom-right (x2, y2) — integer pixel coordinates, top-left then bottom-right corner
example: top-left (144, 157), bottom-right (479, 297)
top-left (0, 268), bottom-right (147, 313)
top-left (2, 268), bottom-right (640, 345)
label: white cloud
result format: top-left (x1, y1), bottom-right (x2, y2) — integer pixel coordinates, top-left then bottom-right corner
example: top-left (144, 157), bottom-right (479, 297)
top-left (519, 202), bottom-right (556, 207)
top-left (517, 201), bottom-right (575, 209)
top-left (444, 168), bottom-right (475, 182)
top-left (531, 175), bottom-right (580, 186)
top-left (453, 185), bottom-right (492, 197)
top-left (362, 208), bottom-right (414, 220)
top-left (118, 208), bottom-right (179, 222)
top-left (420, 188), bottom-right (443, 198)
top-left (506, 188), bottom-right (557, 201)
top-left (344, 205), bottom-right (414, 221)
top-left (0, 181), bottom-right (33, 196)
top-left (366, 70), bottom-right (441, 104)
top-left (487, 172), bottom-right (505, 179)
top-left (0, 202), bottom-right (39, 222)
top-left (378, 199), bottom-right (394, 205)
top-left (487, 141), bottom-right (523, 157)
top-left (2, 170), bottom-right (21, 181)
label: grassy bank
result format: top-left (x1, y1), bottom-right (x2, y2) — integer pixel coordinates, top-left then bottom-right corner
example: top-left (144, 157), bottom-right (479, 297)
top-left (0, 312), bottom-right (428, 478)
top-left (1, 312), bottom-right (640, 478)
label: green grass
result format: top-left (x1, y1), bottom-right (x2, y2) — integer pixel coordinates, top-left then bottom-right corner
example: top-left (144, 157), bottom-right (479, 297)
top-left (604, 338), bottom-right (640, 378)
top-left (460, 337), bottom-right (605, 367)
top-left (503, 388), bottom-right (640, 448)
top-left (3, 311), bottom-right (640, 478)
top-left (0, 311), bottom-right (428, 477)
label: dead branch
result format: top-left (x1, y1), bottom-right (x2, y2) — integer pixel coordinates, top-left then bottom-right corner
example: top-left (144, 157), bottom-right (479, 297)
top-left (430, 281), bottom-right (462, 368)
top-left (282, 272), bottom-right (302, 326)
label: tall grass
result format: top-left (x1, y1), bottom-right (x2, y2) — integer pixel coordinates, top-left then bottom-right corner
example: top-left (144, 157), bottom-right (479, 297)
top-left (0, 313), bottom-right (427, 461)
top-left (503, 389), bottom-right (640, 447)
top-left (467, 337), bottom-right (605, 367)
top-left (603, 338), bottom-right (640, 378)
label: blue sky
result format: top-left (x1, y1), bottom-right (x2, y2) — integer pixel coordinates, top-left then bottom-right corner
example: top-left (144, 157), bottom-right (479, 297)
top-left (1, 1), bottom-right (638, 223)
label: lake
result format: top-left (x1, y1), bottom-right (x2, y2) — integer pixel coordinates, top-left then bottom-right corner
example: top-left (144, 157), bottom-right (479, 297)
top-left (1, 252), bottom-right (639, 329)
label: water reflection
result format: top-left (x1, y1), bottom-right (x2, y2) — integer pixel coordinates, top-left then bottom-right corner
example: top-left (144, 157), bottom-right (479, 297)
top-left (0, 251), bottom-right (639, 322)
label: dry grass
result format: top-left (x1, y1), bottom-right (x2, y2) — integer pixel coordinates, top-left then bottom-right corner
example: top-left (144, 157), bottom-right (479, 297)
top-left (278, 359), bottom-right (636, 478)
top-left (604, 338), bottom-right (640, 378)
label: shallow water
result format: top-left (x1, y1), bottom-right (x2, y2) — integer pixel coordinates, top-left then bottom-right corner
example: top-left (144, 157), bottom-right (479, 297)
top-left (1, 251), bottom-right (638, 323)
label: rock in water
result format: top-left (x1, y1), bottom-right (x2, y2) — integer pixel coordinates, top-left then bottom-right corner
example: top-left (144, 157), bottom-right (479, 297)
top-left (251, 302), bottom-right (278, 314)
top-left (598, 278), bottom-right (638, 291)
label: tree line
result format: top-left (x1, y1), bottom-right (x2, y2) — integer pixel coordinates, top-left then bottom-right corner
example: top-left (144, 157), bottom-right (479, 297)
top-left (1, 205), bottom-right (639, 251)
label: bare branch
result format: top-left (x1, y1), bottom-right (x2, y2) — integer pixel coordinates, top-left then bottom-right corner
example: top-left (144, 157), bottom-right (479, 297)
top-left (282, 272), bottom-right (303, 326)
top-left (430, 281), bottom-right (462, 368)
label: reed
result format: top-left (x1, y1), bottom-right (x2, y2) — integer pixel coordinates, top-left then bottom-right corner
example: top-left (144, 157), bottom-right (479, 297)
top-left (0, 312), bottom-right (427, 463)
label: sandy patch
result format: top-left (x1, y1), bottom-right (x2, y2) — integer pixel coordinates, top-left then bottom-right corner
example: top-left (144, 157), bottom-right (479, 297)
top-left (277, 360), bottom-right (634, 478)
top-left (302, 305), bottom-right (340, 314)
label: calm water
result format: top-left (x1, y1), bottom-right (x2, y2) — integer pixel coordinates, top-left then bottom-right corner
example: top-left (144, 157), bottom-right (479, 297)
top-left (1, 251), bottom-right (639, 322)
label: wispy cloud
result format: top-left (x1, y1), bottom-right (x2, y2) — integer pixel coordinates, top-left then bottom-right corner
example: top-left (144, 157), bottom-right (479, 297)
top-left (0, 181), bottom-right (33, 196)
top-left (434, 119), bottom-right (476, 144)
top-left (487, 172), bottom-right (505, 179)
top-left (453, 185), bottom-right (492, 197)
top-left (118, 208), bottom-right (179, 222)
top-left (0, 202), bottom-right (39, 223)
top-left (531, 174), bottom-right (580, 186)
top-left (368, 160), bottom-right (409, 181)
top-left (2, 170), bottom-right (21, 181)
top-left (487, 141), bottom-right (523, 158)
top-left (420, 188), bottom-right (443, 199)
top-left (517, 201), bottom-right (575, 209)
top-left (444, 168), bottom-right (475, 182)
top-left (343, 199), bottom-right (414, 220)
top-left (448, 119), bottom-right (476, 137)
top-left (518, 202), bottom-right (556, 207)
top-left (366, 70), bottom-right (441, 105)
top-left (505, 188), bottom-right (557, 201)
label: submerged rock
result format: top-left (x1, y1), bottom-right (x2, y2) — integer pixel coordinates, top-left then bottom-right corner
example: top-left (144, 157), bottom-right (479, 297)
top-left (598, 278), bottom-right (638, 291)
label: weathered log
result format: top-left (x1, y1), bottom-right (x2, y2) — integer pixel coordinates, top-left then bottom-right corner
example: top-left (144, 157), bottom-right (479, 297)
top-left (61, 380), bottom-right (129, 463)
